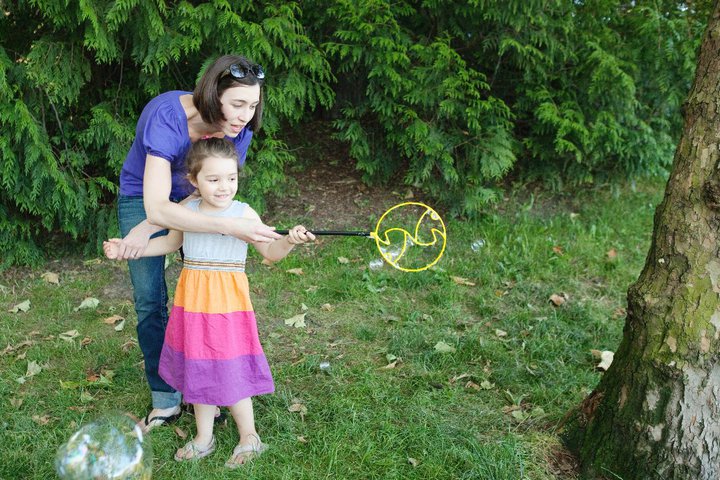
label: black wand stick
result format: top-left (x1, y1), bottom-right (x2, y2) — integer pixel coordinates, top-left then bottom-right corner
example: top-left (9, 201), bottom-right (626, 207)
top-left (275, 229), bottom-right (372, 237)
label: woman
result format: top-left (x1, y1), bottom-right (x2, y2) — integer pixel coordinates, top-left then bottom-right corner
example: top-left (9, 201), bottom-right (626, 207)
top-left (115, 54), bottom-right (281, 432)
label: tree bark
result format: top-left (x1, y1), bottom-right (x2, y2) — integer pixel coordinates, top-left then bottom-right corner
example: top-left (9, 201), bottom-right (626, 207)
top-left (569, 2), bottom-right (720, 479)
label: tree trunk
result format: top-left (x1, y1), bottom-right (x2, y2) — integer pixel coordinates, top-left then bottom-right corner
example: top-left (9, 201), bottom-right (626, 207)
top-left (569, 3), bottom-right (720, 479)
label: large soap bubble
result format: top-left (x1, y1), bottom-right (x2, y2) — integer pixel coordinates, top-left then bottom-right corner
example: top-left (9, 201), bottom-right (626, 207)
top-left (55, 412), bottom-right (152, 479)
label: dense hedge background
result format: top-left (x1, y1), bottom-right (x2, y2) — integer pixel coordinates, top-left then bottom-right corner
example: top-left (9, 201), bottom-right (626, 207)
top-left (0, 0), bottom-right (711, 266)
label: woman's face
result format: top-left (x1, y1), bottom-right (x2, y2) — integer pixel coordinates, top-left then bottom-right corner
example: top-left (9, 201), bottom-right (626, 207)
top-left (219, 84), bottom-right (261, 137)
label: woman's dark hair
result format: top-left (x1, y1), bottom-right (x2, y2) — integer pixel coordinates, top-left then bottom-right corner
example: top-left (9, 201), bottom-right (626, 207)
top-left (185, 137), bottom-right (240, 181)
top-left (193, 54), bottom-right (264, 131)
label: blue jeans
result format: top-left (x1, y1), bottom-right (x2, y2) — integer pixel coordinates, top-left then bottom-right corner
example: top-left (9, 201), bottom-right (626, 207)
top-left (118, 195), bottom-right (182, 410)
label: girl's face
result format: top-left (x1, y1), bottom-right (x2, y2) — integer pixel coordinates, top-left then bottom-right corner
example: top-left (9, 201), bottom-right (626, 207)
top-left (190, 155), bottom-right (238, 212)
top-left (219, 84), bottom-right (261, 137)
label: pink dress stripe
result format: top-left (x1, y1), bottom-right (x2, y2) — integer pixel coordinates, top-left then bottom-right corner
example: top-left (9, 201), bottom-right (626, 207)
top-left (164, 307), bottom-right (263, 359)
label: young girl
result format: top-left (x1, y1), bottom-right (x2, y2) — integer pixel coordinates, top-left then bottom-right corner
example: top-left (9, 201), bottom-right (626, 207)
top-left (105, 138), bottom-right (314, 467)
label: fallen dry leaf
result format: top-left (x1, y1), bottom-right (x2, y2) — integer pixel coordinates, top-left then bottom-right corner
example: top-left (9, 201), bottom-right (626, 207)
top-left (449, 373), bottom-right (472, 384)
top-left (284, 313), bottom-right (307, 328)
top-left (9, 397), bottom-right (23, 407)
top-left (286, 268), bottom-right (304, 276)
top-left (549, 293), bottom-right (568, 306)
top-left (114, 319), bottom-right (126, 332)
top-left (41, 272), bottom-right (60, 284)
top-left (591, 350), bottom-right (615, 371)
top-left (59, 330), bottom-right (80, 342)
top-left (465, 381), bottom-right (481, 391)
top-left (121, 339), bottom-right (138, 352)
top-left (9, 300), bottom-right (30, 313)
top-left (552, 246), bottom-right (564, 255)
top-left (321, 303), bottom-right (334, 312)
top-left (434, 341), bottom-right (456, 353)
top-left (102, 315), bottom-right (124, 325)
top-left (32, 414), bottom-right (52, 426)
top-left (73, 297), bottom-right (99, 312)
top-left (379, 359), bottom-right (401, 370)
top-left (26, 360), bottom-right (42, 377)
top-left (479, 380), bottom-right (495, 390)
top-left (408, 457), bottom-right (420, 467)
top-left (80, 337), bottom-right (92, 347)
top-left (288, 403), bottom-right (308, 419)
top-left (297, 435), bottom-right (309, 443)
top-left (495, 329), bottom-right (508, 338)
top-left (337, 257), bottom-right (350, 264)
top-left (174, 427), bottom-right (188, 439)
top-left (451, 276), bottom-right (476, 286)
top-left (607, 248), bottom-right (618, 260)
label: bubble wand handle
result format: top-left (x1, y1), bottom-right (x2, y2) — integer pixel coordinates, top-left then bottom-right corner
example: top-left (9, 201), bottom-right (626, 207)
top-left (275, 230), bottom-right (374, 237)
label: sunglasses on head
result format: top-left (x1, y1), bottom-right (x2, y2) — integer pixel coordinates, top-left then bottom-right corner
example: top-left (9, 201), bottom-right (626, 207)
top-left (223, 63), bottom-right (265, 81)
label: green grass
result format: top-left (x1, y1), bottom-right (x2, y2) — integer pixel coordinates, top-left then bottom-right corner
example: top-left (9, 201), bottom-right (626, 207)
top-left (0, 181), bottom-right (663, 479)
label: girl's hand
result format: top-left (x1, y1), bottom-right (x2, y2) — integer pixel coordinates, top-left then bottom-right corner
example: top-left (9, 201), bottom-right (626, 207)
top-left (286, 225), bottom-right (316, 245)
top-left (103, 239), bottom-right (123, 260)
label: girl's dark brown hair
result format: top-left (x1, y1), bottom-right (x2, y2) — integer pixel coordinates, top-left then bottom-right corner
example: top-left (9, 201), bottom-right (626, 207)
top-left (193, 54), bottom-right (264, 131)
top-left (185, 137), bottom-right (240, 181)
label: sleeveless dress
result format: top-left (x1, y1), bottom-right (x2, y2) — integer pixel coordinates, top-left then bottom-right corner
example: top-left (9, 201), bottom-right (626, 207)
top-left (158, 199), bottom-right (274, 406)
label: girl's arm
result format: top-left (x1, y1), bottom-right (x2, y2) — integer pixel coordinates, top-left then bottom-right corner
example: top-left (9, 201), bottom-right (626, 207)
top-left (104, 229), bottom-right (183, 259)
top-left (244, 207), bottom-right (315, 262)
top-left (113, 155), bottom-right (280, 259)
top-left (114, 190), bottom-right (201, 260)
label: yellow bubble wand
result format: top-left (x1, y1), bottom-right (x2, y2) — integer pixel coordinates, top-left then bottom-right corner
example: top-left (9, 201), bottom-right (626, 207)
top-left (277, 202), bottom-right (447, 272)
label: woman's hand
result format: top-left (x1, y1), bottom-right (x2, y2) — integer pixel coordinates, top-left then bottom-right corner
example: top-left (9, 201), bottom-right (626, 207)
top-left (286, 225), bottom-right (316, 245)
top-left (115, 222), bottom-right (157, 260)
top-left (228, 218), bottom-right (283, 243)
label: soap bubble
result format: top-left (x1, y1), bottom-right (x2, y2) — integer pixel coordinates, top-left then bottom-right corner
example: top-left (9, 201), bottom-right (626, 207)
top-left (56, 412), bottom-right (152, 479)
top-left (319, 361), bottom-right (331, 375)
top-left (380, 246), bottom-right (403, 262)
top-left (369, 259), bottom-right (385, 270)
top-left (471, 239), bottom-right (485, 252)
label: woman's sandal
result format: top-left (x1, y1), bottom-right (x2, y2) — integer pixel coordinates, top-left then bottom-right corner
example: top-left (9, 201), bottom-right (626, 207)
top-left (224, 436), bottom-right (268, 469)
top-left (139, 406), bottom-right (182, 433)
top-left (174, 436), bottom-right (216, 462)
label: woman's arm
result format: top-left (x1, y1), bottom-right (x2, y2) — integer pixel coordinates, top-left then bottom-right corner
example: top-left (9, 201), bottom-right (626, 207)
top-left (113, 155), bottom-right (280, 259)
top-left (245, 207), bottom-right (315, 262)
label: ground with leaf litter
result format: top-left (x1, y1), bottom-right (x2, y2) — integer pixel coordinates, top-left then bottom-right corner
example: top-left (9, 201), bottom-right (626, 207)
top-left (264, 122), bottom-right (424, 231)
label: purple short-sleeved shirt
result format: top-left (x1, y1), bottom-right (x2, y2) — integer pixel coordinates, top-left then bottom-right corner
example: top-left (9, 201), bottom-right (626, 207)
top-left (119, 91), bottom-right (253, 199)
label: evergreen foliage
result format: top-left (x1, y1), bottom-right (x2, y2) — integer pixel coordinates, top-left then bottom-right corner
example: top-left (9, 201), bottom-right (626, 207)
top-left (0, 0), bottom-right (333, 266)
top-left (0, 0), bottom-right (709, 265)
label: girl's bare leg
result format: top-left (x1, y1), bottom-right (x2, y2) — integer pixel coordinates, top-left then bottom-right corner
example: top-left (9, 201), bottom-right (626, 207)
top-left (192, 403), bottom-right (216, 446)
top-left (174, 403), bottom-right (216, 460)
top-left (228, 397), bottom-right (257, 442)
top-left (225, 397), bottom-right (265, 466)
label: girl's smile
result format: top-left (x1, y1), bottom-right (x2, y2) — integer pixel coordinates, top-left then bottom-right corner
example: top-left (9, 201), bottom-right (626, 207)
top-left (190, 155), bottom-right (239, 212)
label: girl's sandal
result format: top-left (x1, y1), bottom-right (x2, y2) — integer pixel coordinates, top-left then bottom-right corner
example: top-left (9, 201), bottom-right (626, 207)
top-left (224, 438), bottom-right (268, 469)
top-left (174, 436), bottom-right (216, 462)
